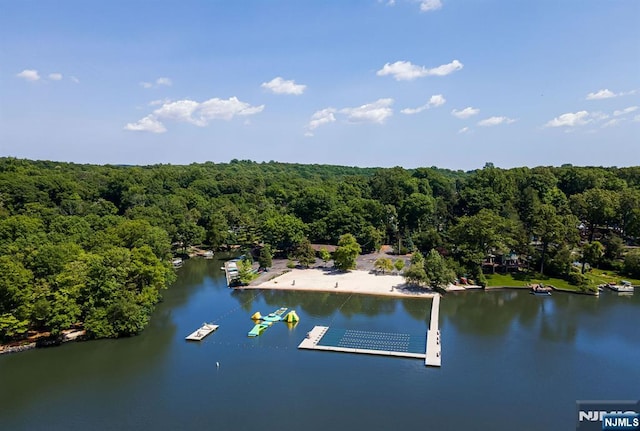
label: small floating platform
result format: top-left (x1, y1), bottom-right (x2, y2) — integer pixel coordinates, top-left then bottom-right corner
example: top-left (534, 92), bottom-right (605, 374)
top-left (185, 323), bottom-right (219, 341)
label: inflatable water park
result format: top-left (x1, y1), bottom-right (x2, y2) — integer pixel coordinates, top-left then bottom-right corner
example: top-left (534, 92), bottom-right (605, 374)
top-left (248, 307), bottom-right (299, 337)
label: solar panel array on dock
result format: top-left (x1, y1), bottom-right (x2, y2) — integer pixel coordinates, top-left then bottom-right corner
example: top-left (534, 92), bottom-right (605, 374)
top-left (317, 328), bottom-right (425, 355)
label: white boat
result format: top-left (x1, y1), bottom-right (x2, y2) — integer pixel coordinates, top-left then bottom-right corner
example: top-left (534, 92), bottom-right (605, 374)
top-left (172, 258), bottom-right (183, 268)
top-left (607, 281), bottom-right (634, 293)
top-left (185, 323), bottom-right (219, 341)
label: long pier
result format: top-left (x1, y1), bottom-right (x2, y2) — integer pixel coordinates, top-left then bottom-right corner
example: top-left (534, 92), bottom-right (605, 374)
top-left (425, 293), bottom-right (441, 367)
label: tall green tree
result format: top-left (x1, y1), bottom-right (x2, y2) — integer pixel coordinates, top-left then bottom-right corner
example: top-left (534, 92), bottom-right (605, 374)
top-left (261, 213), bottom-right (306, 255)
top-left (582, 241), bottom-right (605, 273)
top-left (531, 204), bottom-right (570, 275)
top-left (333, 234), bottom-right (361, 271)
top-left (295, 239), bottom-right (316, 268)
top-left (424, 249), bottom-right (456, 289)
top-left (319, 248), bottom-right (331, 267)
top-left (403, 263), bottom-right (428, 286)
top-left (393, 259), bottom-right (405, 273)
top-left (374, 257), bottom-right (393, 274)
top-left (570, 188), bottom-right (619, 241)
top-left (258, 245), bottom-right (273, 270)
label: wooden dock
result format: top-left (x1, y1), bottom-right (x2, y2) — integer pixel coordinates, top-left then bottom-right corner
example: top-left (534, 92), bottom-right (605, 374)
top-left (425, 294), bottom-right (441, 367)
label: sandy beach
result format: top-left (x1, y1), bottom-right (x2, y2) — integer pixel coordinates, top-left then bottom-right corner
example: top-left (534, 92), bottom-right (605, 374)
top-left (245, 267), bottom-right (437, 299)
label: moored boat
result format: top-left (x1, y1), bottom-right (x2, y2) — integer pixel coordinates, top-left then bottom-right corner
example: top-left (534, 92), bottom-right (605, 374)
top-left (530, 283), bottom-right (552, 296)
top-left (606, 281), bottom-right (634, 293)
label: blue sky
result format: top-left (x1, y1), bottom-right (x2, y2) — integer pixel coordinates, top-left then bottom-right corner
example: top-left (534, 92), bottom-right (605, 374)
top-left (1, 0), bottom-right (638, 170)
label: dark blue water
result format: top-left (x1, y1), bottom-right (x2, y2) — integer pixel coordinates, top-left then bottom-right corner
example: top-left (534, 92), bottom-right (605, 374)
top-left (1, 257), bottom-right (638, 431)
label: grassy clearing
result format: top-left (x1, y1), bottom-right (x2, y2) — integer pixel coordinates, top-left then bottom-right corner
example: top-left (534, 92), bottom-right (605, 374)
top-left (583, 269), bottom-right (640, 286)
top-left (485, 272), bottom-right (594, 292)
top-left (485, 269), bottom-right (640, 294)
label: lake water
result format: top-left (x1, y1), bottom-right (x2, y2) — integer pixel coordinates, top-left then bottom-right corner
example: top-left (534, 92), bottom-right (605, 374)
top-left (1, 255), bottom-right (639, 431)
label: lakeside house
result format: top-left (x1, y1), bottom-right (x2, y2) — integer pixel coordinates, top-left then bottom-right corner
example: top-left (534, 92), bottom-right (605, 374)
top-left (482, 252), bottom-right (526, 274)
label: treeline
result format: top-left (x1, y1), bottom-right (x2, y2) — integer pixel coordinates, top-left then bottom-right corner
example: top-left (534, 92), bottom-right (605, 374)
top-left (1, 158), bottom-right (639, 341)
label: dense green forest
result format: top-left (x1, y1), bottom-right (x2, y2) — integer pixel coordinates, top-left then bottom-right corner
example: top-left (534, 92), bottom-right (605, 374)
top-left (1, 157), bottom-right (639, 343)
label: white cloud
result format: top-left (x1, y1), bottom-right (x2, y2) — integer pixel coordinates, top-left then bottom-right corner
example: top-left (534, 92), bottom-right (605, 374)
top-left (154, 100), bottom-right (201, 124)
top-left (634, 114), bottom-right (640, 123)
top-left (586, 88), bottom-right (638, 100)
top-left (585, 89), bottom-right (616, 100)
top-left (305, 99), bottom-right (394, 135)
top-left (306, 108), bottom-right (337, 135)
top-left (544, 111), bottom-right (591, 128)
top-left (340, 98), bottom-right (394, 124)
top-left (140, 77), bottom-right (172, 89)
top-left (71, 76), bottom-right (80, 84)
top-left (377, 61), bottom-right (425, 81)
top-left (613, 106), bottom-right (638, 117)
top-left (602, 119), bottom-right (622, 128)
top-left (451, 107), bottom-right (479, 119)
top-left (424, 60), bottom-right (463, 76)
top-left (401, 106), bottom-right (426, 115)
top-left (428, 94), bottom-right (446, 107)
top-left (156, 77), bottom-right (172, 86)
top-left (477, 116), bottom-right (516, 127)
top-left (261, 77), bottom-right (307, 95)
top-left (16, 69), bottom-right (40, 81)
top-left (420, 0), bottom-right (442, 12)
top-left (589, 111), bottom-right (609, 121)
top-left (125, 96), bottom-right (264, 133)
top-left (124, 115), bottom-right (167, 133)
top-left (458, 127), bottom-right (470, 134)
top-left (377, 59), bottom-right (463, 81)
top-left (48, 73), bottom-right (63, 81)
top-left (198, 97), bottom-right (264, 121)
top-left (401, 94), bottom-right (446, 114)
top-left (149, 99), bottom-right (171, 107)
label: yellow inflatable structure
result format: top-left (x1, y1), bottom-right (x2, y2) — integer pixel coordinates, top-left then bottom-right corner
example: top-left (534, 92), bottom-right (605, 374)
top-left (284, 310), bottom-right (299, 323)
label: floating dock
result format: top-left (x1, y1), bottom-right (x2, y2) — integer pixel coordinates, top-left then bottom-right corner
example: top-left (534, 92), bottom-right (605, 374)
top-left (425, 294), bottom-right (441, 366)
top-left (298, 326), bottom-right (426, 359)
top-left (185, 323), bottom-right (219, 341)
top-left (299, 295), bottom-right (442, 367)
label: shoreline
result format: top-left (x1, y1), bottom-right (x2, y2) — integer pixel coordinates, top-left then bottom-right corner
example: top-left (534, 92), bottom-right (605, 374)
top-left (0, 328), bottom-right (86, 356)
top-left (243, 267), bottom-right (438, 299)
